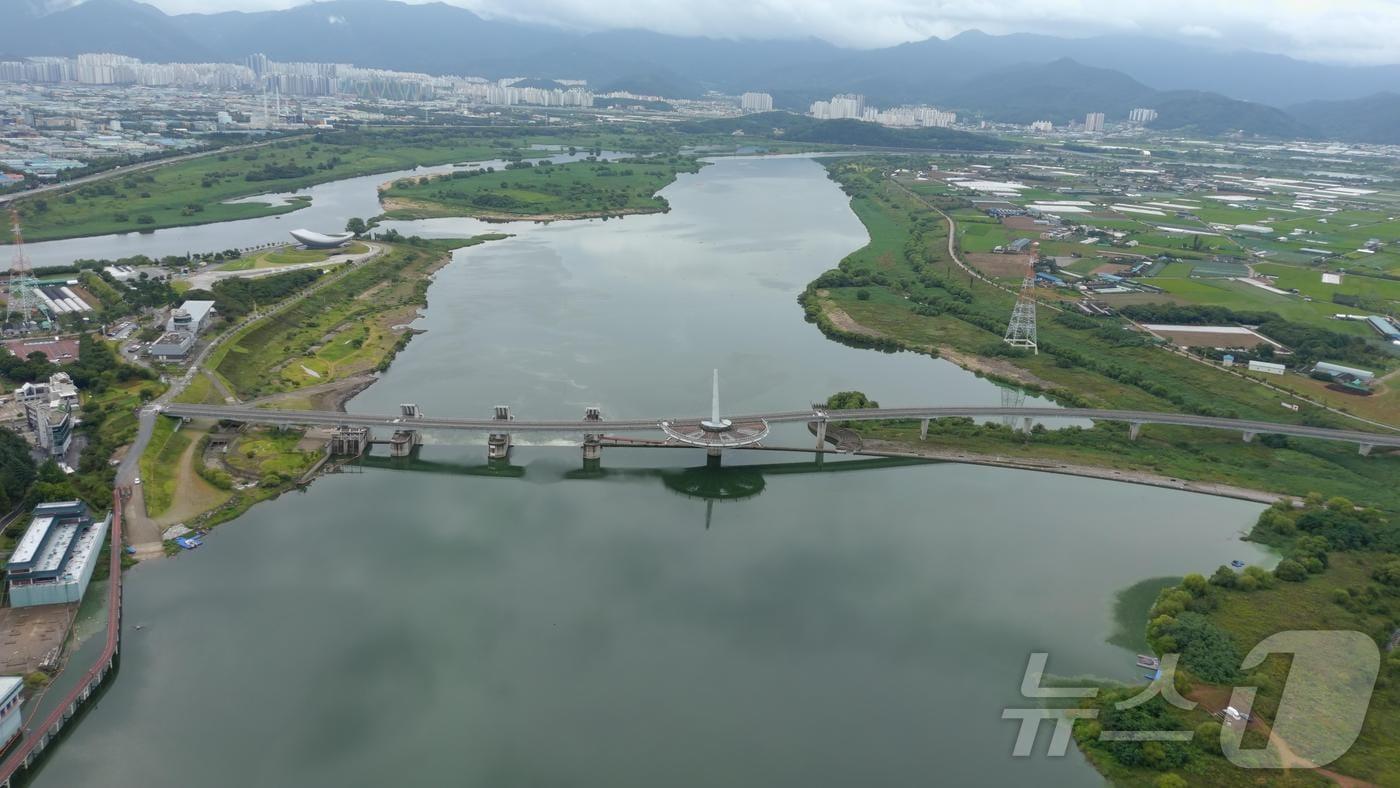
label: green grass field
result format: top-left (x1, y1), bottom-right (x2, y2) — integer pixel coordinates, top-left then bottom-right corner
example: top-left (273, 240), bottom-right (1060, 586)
top-left (137, 416), bottom-right (187, 517)
top-left (224, 429), bottom-right (317, 481)
top-left (219, 242), bottom-right (368, 272)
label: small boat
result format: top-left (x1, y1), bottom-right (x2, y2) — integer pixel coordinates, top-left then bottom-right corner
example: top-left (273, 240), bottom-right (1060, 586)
top-left (1230, 560), bottom-right (1246, 568)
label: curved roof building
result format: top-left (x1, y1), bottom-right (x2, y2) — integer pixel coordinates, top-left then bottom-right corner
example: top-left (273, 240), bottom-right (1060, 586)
top-left (289, 229), bottom-right (355, 249)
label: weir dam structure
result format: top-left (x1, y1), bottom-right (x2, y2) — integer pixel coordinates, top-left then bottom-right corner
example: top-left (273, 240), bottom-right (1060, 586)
top-left (159, 372), bottom-right (1399, 463)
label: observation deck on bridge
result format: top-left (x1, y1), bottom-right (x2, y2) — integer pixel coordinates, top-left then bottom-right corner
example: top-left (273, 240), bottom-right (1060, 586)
top-left (660, 370), bottom-right (769, 450)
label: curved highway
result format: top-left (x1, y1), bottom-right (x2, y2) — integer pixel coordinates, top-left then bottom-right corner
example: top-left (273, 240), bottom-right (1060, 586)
top-left (158, 403), bottom-right (1400, 451)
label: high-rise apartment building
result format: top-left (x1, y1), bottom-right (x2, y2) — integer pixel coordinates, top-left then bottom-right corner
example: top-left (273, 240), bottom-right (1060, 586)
top-left (739, 92), bottom-right (773, 113)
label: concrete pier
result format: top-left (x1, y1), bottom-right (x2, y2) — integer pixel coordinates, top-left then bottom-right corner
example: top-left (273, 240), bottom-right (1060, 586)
top-left (582, 407), bottom-right (603, 462)
top-left (488, 405), bottom-right (512, 461)
top-left (920, 418), bottom-right (929, 440)
top-left (388, 430), bottom-right (419, 458)
top-left (1129, 422), bottom-right (1142, 440)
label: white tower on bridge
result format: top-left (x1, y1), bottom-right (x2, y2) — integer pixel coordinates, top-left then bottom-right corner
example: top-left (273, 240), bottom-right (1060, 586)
top-left (661, 369), bottom-right (769, 454)
top-left (700, 368), bottom-right (731, 432)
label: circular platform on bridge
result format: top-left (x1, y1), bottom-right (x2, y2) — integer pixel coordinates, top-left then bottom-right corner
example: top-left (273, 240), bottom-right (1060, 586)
top-left (659, 418), bottom-right (769, 449)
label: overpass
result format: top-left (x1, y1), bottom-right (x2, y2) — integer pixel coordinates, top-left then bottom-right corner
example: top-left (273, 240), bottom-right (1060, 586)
top-left (158, 402), bottom-right (1399, 458)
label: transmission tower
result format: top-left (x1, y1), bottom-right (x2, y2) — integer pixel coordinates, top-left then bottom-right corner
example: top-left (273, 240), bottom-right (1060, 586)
top-left (6, 209), bottom-right (51, 331)
top-left (1002, 274), bottom-right (1038, 354)
top-left (1000, 384), bottom-right (1027, 428)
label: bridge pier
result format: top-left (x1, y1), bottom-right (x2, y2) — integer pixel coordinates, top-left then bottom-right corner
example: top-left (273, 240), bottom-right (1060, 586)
top-left (582, 407), bottom-right (603, 464)
top-left (388, 430), bottom-right (419, 458)
top-left (391, 403), bottom-right (423, 458)
top-left (1022, 416), bottom-right (1032, 434)
top-left (920, 418), bottom-right (929, 440)
top-left (1359, 443), bottom-right (1374, 457)
top-left (488, 405), bottom-right (513, 461)
top-left (1243, 431), bottom-right (1256, 443)
top-left (706, 446), bottom-right (723, 468)
top-left (813, 420), bottom-right (828, 449)
top-left (1129, 422), bottom-right (1142, 441)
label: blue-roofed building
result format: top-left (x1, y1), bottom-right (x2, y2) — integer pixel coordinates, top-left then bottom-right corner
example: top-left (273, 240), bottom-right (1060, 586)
top-left (6, 501), bottom-right (108, 608)
top-left (1365, 315), bottom-right (1400, 341)
top-left (1312, 362), bottom-right (1375, 385)
top-left (1035, 272), bottom-right (1066, 287)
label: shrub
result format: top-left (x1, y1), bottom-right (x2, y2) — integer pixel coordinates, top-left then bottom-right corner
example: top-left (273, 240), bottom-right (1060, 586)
top-left (1274, 559), bottom-right (1307, 582)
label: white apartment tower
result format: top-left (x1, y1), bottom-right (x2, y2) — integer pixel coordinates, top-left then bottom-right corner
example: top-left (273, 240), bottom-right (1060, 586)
top-left (1084, 112), bottom-right (1106, 132)
top-left (1129, 107), bottom-right (1158, 124)
top-left (740, 92), bottom-right (773, 113)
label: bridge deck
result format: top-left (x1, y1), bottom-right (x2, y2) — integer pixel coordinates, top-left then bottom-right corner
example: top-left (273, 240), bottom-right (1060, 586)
top-left (158, 403), bottom-right (1400, 448)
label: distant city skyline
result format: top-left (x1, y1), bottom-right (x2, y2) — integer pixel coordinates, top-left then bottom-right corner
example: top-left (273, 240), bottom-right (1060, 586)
top-left (122, 0), bottom-right (1400, 67)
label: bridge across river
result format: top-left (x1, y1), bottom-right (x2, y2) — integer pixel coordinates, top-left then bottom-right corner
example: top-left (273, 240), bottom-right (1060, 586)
top-left (159, 403), bottom-right (1399, 456)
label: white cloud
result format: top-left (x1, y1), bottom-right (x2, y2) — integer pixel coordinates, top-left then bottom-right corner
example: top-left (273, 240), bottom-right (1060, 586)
top-left (140, 0), bottom-right (1400, 65)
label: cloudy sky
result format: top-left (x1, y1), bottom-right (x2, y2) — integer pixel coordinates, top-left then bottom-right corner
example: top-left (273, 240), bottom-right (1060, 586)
top-left (138, 0), bottom-right (1400, 65)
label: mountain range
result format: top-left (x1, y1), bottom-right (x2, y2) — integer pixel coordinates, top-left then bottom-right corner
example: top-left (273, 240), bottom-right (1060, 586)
top-left (6, 0), bottom-right (1399, 142)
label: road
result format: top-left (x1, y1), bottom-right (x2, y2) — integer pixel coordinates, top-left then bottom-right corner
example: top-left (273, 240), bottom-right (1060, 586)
top-left (115, 240), bottom-right (386, 555)
top-left (157, 402), bottom-right (1400, 452)
top-left (0, 134), bottom-right (309, 208)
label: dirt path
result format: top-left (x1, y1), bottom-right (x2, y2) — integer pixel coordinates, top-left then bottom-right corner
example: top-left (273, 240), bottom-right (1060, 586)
top-left (243, 373), bottom-right (378, 412)
top-left (121, 485), bottom-right (164, 560)
top-left (1184, 686), bottom-right (1375, 787)
top-left (151, 425), bottom-right (228, 529)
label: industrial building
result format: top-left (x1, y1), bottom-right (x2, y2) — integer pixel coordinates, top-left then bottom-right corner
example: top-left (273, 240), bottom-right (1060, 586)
top-left (148, 330), bottom-right (196, 361)
top-left (149, 300), bottom-right (216, 361)
top-left (6, 501), bottom-right (108, 608)
top-left (166, 300), bottom-right (215, 334)
top-left (1365, 315), bottom-right (1400, 342)
top-left (0, 676), bottom-right (21, 750)
top-left (1312, 362), bottom-right (1375, 388)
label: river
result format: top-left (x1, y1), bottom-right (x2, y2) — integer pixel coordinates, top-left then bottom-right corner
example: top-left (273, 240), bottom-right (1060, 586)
top-left (29, 155), bottom-right (1271, 787)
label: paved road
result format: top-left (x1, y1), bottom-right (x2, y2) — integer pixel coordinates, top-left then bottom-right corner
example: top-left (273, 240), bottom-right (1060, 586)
top-left (157, 402), bottom-right (1400, 452)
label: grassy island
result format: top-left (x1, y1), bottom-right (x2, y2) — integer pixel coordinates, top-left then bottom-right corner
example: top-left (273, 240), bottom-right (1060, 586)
top-left (378, 156), bottom-right (704, 221)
